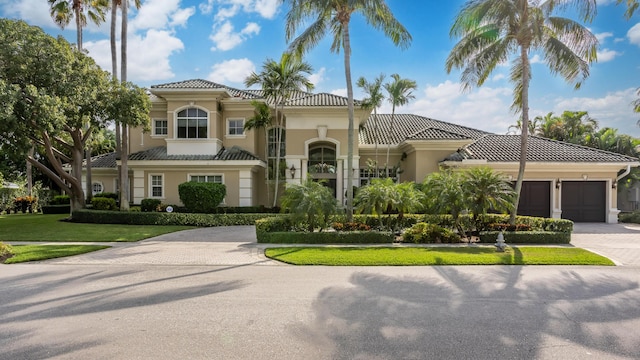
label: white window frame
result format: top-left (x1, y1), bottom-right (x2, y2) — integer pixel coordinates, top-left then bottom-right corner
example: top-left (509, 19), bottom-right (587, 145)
top-left (92, 182), bottom-right (104, 195)
top-left (152, 118), bottom-right (168, 137)
top-left (226, 118), bottom-right (246, 138)
top-left (149, 174), bottom-right (164, 199)
top-left (175, 107), bottom-right (209, 139)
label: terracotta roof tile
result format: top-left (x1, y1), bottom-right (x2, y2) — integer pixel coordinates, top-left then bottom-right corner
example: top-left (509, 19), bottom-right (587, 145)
top-left (444, 135), bottom-right (639, 163)
top-left (151, 79), bottom-right (259, 99)
top-left (128, 146), bottom-right (262, 162)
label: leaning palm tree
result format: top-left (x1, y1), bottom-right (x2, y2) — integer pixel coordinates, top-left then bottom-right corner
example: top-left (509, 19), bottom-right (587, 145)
top-left (446, 0), bottom-right (598, 224)
top-left (357, 74), bottom-right (386, 173)
top-left (245, 53), bottom-right (314, 207)
top-left (283, 0), bottom-right (411, 221)
top-left (48, 0), bottom-right (109, 203)
top-left (384, 73), bottom-right (417, 175)
top-left (245, 100), bottom-right (274, 205)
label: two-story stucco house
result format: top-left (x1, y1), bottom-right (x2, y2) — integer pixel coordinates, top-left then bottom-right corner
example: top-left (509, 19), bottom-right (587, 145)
top-left (87, 79), bottom-right (639, 223)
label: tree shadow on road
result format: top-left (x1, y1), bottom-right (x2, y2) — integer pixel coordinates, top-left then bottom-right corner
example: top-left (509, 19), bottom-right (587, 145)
top-left (298, 266), bottom-right (640, 359)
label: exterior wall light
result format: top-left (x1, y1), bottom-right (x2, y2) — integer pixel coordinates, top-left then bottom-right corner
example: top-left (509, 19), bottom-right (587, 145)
top-left (289, 164), bottom-right (296, 179)
top-left (556, 179), bottom-right (561, 190)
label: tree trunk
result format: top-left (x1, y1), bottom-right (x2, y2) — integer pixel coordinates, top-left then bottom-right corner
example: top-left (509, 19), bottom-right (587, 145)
top-left (373, 109), bottom-right (378, 177)
top-left (119, 0), bottom-right (130, 211)
top-left (85, 142), bottom-right (92, 202)
top-left (26, 146), bottom-right (34, 197)
top-left (272, 103), bottom-right (281, 208)
top-left (343, 21), bottom-right (354, 222)
top-left (510, 45), bottom-right (531, 225)
top-left (111, 0), bottom-right (122, 203)
top-left (386, 105), bottom-right (396, 177)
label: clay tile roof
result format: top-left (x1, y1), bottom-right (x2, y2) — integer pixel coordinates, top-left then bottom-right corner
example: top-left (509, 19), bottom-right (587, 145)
top-left (444, 135), bottom-right (640, 163)
top-left (150, 79), bottom-right (259, 99)
top-left (284, 93), bottom-right (362, 107)
top-left (128, 146), bottom-right (261, 162)
top-left (359, 114), bottom-right (489, 145)
top-left (88, 152), bottom-right (117, 168)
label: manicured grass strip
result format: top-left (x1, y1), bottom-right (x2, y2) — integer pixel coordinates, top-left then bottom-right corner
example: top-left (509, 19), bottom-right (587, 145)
top-left (0, 214), bottom-right (193, 242)
top-left (264, 247), bottom-right (615, 266)
top-left (4, 245), bottom-right (110, 264)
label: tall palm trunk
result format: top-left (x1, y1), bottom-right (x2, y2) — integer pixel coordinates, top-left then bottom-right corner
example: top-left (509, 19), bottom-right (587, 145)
top-left (110, 0), bottom-right (121, 203)
top-left (272, 99), bottom-right (282, 208)
top-left (510, 45), bottom-right (531, 225)
top-left (373, 108), bottom-right (379, 177)
top-left (385, 105), bottom-right (396, 177)
top-left (342, 20), bottom-right (355, 221)
top-left (119, 0), bottom-right (130, 211)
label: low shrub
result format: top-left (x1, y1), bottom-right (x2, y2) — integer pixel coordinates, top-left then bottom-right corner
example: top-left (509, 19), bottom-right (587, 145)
top-left (178, 182), bottom-right (226, 213)
top-left (50, 195), bottom-right (70, 205)
top-left (72, 209), bottom-right (280, 227)
top-left (91, 197), bottom-right (117, 211)
top-left (332, 222), bottom-right (371, 231)
top-left (402, 222), bottom-right (461, 244)
top-left (257, 231), bottom-right (393, 244)
top-left (0, 242), bottom-right (14, 263)
top-left (478, 231), bottom-right (571, 244)
top-left (93, 192), bottom-right (118, 200)
top-left (487, 223), bottom-right (532, 232)
top-left (41, 205), bottom-right (71, 214)
top-left (619, 211), bottom-right (640, 224)
top-left (140, 198), bottom-right (161, 212)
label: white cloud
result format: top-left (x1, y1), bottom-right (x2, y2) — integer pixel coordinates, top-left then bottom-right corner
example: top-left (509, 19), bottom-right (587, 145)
top-left (492, 74), bottom-right (506, 82)
top-left (553, 88), bottom-right (639, 135)
top-left (170, 7), bottom-right (196, 28)
top-left (204, 0), bottom-right (281, 21)
top-left (199, 0), bottom-right (214, 14)
top-left (308, 67), bottom-right (326, 87)
top-left (130, 0), bottom-right (193, 32)
top-left (254, 0), bottom-right (279, 19)
top-left (331, 88), bottom-right (347, 97)
top-left (628, 23), bottom-right (640, 46)
top-left (1, 0), bottom-right (57, 28)
top-left (210, 21), bottom-right (260, 51)
top-left (597, 48), bottom-right (622, 62)
top-left (84, 29), bottom-right (184, 82)
top-left (530, 54), bottom-right (544, 64)
top-left (207, 58), bottom-right (255, 84)
top-left (595, 31), bottom-right (613, 43)
top-left (400, 81), bottom-right (515, 133)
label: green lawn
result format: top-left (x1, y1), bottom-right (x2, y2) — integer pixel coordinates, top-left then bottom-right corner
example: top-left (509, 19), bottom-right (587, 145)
top-left (265, 246), bottom-right (615, 266)
top-left (0, 213), bottom-right (193, 242)
top-left (4, 244), bottom-right (110, 264)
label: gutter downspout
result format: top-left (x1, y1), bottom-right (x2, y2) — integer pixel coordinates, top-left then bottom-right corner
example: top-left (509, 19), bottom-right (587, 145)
top-left (617, 165), bottom-right (632, 183)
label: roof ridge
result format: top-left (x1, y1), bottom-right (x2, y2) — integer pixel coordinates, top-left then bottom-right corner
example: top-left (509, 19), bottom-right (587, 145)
top-left (406, 126), bottom-right (471, 140)
top-left (507, 134), bottom-right (639, 161)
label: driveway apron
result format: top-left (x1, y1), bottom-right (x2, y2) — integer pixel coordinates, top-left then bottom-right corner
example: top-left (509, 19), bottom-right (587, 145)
top-left (42, 226), bottom-right (282, 266)
top-left (571, 223), bottom-right (640, 266)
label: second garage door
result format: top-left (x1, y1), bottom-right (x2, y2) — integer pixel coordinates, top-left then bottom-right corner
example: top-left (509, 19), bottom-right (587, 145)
top-left (561, 181), bottom-right (606, 222)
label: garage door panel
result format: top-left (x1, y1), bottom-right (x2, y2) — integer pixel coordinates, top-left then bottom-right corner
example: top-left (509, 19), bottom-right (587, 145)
top-left (518, 181), bottom-right (551, 218)
top-left (561, 181), bottom-right (605, 222)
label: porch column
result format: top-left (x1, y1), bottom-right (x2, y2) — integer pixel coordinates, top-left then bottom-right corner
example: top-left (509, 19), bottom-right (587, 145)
top-left (239, 170), bottom-right (253, 206)
top-left (133, 170), bottom-right (145, 204)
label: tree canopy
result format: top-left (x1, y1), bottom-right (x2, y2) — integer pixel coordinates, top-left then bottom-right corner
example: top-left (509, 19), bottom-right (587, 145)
top-left (0, 19), bottom-right (149, 211)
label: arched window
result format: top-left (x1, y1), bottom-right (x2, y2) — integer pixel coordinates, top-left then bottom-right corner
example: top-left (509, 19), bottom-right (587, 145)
top-left (308, 144), bottom-right (336, 174)
top-left (92, 182), bottom-right (103, 195)
top-left (176, 108), bottom-right (208, 139)
top-left (268, 128), bottom-right (286, 179)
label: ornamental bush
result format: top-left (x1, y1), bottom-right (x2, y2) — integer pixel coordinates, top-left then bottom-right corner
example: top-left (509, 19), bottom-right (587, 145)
top-left (94, 192), bottom-right (118, 200)
top-left (50, 195), bottom-right (71, 205)
top-left (140, 198), bottom-right (162, 212)
top-left (91, 197), bottom-right (117, 211)
top-left (0, 242), bottom-right (14, 263)
top-left (402, 222), bottom-right (461, 244)
top-left (72, 209), bottom-right (279, 226)
top-left (178, 182), bottom-right (226, 213)
top-left (478, 231), bottom-right (571, 244)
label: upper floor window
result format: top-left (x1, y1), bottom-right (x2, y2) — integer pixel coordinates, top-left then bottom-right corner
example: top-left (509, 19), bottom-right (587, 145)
top-left (153, 119), bottom-right (168, 136)
top-left (190, 175), bottom-right (223, 184)
top-left (227, 119), bottom-right (244, 136)
top-left (177, 108), bottom-right (207, 139)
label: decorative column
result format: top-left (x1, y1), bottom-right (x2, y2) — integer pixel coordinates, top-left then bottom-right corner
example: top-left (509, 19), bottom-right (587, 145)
top-left (239, 170), bottom-right (253, 206)
top-left (133, 170), bottom-right (145, 204)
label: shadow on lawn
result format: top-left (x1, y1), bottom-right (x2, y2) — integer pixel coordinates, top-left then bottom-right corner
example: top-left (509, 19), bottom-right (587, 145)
top-left (298, 266), bottom-right (640, 359)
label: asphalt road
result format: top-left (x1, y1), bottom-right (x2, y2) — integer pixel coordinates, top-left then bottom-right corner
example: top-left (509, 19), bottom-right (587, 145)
top-left (2, 263), bottom-right (640, 360)
top-left (2, 223), bottom-right (640, 359)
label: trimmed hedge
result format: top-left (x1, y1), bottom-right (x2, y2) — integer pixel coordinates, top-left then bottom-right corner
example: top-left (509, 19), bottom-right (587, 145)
top-left (178, 182), bottom-right (226, 213)
top-left (257, 231), bottom-right (394, 244)
top-left (140, 198), bottom-right (161, 212)
top-left (619, 211), bottom-right (640, 224)
top-left (41, 205), bottom-right (71, 214)
top-left (478, 231), bottom-right (571, 244)
top-left (50, 195), bottom-right (70, 205)
top-left (71, 209), bottom-right (280, 226)
top-left (94, 192), bottom-right (118, 200)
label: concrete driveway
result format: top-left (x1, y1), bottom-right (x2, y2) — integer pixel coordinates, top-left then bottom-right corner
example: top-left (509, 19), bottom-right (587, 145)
top-left (571, 223), bottom-right (640, 266)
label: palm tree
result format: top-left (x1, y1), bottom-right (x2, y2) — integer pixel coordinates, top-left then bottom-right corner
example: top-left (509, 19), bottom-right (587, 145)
top-left (354, 177), bottom-right (395, 227)
top-left (48, 0), bottom-right (108, 203)
top-left (392, 181), bottom-right (425, 224)
top-left (423, 170), bottom-right (467, 238)
top-left (357, 74), bottom-right (386, 173)
top-left (446, 0), bottom-right (598, 224)
top-left (633, 88), bottom-right (640, 127)
top-left (463, 167), bottom-right (515, 230)
top-left (283, 0), bottom-right (411, 221)
top-left (280, 178), bottom-right (339, 232)
top-left (110, 0), bottom-right (141, 211)
top-left (245, 53), bottom-right (314, 207)
top-left (384, 73), bottom-right (417, 175)
top-left (617, 0), bottom-right (638, 19)
top-left (245, 100), bottom-right (274, 205)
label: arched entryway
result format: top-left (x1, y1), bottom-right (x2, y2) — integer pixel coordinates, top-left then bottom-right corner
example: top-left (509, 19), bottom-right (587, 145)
top-left (308, 142), bottom-right (337, 197)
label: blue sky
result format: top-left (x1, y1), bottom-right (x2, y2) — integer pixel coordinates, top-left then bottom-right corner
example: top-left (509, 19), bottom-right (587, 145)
top-left (1, 0), bottom-right (639, 136)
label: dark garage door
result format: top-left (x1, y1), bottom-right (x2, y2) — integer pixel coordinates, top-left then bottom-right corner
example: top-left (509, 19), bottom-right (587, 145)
top-left (518, 181), bottom-right (551, 218)
top-left (561, 181), bottom-right (606, 222)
